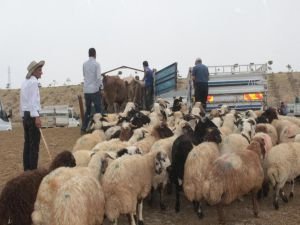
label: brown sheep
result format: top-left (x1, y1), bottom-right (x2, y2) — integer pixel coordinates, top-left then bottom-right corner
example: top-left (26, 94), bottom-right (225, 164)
top-left (0, 151), bottom-right (76, 225)
top-left (203, 140), bottom-right (265, 225)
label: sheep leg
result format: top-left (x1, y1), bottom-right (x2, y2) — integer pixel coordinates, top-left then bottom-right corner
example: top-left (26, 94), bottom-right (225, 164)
top-left (113, 219), bottom-right (118, 225)
top-left (251, 191), bottom-right (259, 217)
top-left (216, 203), bottom-right (225, 225)
top-left (147, 187), bottom-right (154, 207)
top-left (289, 180), bottom-right (294, 199)
top-left (279, 188), bottom-right (288, 203)
top-left (137, 200), bottom-right (144, 225)
top-left (127, 213), bottom-right (136, 225)
top-left (194, 201), bottom-right (204, 219)
top-left (158, 184), bottom-right (167, 211)
top-left (273, 184), bottom-right (280, 210)
top-left (175, 183), bottom-right (181, 213)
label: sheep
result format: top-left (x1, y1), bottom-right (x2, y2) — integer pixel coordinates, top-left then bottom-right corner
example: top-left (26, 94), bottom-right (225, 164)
top-left (0, 151), bottom-right (76, 225)
top-left (219, 113), bottom-right (236, 136)
top-left (172, 126), bottom-right (222, 214)
top-left (191, 101), bottom-right (205, 118)
top-left (73, 129), bottom-right (106, 151)
top-left (86, 113), bottom-right (106, 132)
top-left (104, 125), bottom-right (121, 140)
top-left (278, 115), bottom-right (300, 127)
top-left (202, 140), bottom-right (265, 225)
top-left (255, 123), bottom-right (278, 146)
top-left (295, 134), bottom-right (300, 142)
top-left (118, 101), bottom-right (136, 118)
top-left (91, 126), bottom-right (148, 154)
top-left (102, 149), bottom-right (171, 225)
top-left (133, 123), bottom-right (173, 154)
top-left (219, 133), bottom-right (249, 155)
top-left (32, 151), bottom-right (111, 225)
top-left (172, 96), bottom-right (183, 112)
top-left (266, 142), bottom-right (300, 209)
top-left (72, 150), bottom-right (94, 167)
top-left (236, 117), bottom-right (256, 142)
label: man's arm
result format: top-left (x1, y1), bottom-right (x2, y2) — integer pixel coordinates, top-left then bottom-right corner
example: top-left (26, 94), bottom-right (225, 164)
top-left (97, 63), bottom-right (103, 90)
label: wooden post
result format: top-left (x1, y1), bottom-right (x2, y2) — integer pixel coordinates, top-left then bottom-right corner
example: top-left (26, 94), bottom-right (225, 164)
top-left (78, 95), bottom-right (84, 124)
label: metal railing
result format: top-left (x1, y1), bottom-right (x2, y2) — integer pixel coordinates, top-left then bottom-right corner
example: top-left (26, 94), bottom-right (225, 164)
top-left (208, 63), bottom-right (268, 75)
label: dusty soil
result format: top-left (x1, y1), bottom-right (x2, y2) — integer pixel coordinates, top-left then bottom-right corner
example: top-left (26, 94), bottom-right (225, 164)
top-left (1, 127), bottom-right (300, 225)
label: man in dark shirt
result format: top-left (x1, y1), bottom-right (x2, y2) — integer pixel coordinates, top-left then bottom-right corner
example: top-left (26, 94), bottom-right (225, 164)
top-left (192, 58), bottom-right (209, 109)
top-left (143, 61), bottom-right (154, 110)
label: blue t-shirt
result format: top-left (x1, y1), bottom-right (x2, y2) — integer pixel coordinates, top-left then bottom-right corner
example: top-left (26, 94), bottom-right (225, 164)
top-left (192, 64), bottom-right (209, 83)
top-left (144, 67), bottom-right (153, 87)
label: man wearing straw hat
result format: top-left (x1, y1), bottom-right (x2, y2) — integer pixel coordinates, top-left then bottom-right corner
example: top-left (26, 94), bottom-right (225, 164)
top-left (20, 60), bottom-right (44, 171)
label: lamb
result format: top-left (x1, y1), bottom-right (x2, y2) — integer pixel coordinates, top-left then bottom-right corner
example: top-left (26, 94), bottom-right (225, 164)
top-left (86, 113), bottom-right (106, 132)
top-left (73, 129), bottom-right (106, 151)
top-left (266, 142), bottom-right (300, 209)
top-left (202, 140), bottom-right (265, 224)
top-left (31, 151), bottom-right (111, 225)
top-left (0, 151), bottom-right (76, 225)
top-left (102, 149), bottom-right (171, 225)
top-left (171, 96), bottom-right (183, 112)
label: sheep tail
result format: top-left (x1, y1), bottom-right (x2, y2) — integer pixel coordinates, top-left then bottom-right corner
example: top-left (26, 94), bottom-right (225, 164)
top-left (267, 166), bottom-right (279, 188)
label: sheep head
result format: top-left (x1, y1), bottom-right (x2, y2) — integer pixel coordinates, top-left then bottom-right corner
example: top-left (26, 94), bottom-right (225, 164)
top-left (154, 151), bottom-right (171, 175)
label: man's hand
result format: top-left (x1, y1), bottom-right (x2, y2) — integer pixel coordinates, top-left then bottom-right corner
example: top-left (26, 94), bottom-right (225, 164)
top-left (35, 117), bottom-right (42, 128)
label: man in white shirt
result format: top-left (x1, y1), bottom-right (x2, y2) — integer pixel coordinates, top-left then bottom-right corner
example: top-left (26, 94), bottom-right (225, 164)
top-left (81, 48), bottom-right (103, 134)
top-left (20, 60), bottom-right (44, 171)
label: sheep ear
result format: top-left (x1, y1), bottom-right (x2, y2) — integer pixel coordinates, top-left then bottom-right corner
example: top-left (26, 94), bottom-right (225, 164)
top-left (104, 152), bottom-right (116, 160)
top-left (116, 148), bottom-right (128, 158)
top-left (156, 152), bottom-right (162, 160)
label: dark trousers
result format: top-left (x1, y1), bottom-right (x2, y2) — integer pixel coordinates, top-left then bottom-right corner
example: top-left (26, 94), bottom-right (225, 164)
top-left (145, 86), bottom-right (154, 111)
top-left (82, 91), bottom-right (102, 131)
top-left (194, 82), bottom-right (208, 109)
top-left (22, 111), bottom-right (40, 171)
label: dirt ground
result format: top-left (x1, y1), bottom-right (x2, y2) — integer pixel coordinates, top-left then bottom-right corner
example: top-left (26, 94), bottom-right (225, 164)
top-left (1, 127), bottom-right (300, 225)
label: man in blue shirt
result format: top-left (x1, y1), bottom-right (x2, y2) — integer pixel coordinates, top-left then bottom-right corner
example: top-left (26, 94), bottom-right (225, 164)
top-left (192, 58), bottom-right (209, 109)
top-left (143, 61), bottom-right (154, 110)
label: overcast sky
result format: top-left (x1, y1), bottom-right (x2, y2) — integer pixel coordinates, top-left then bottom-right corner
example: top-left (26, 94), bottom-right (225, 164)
top-left (0, 0), bottom-right (299, 88)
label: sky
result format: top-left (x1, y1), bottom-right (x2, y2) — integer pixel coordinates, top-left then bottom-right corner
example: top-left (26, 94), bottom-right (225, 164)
top-left (0, 0), bottom-right (299, 88)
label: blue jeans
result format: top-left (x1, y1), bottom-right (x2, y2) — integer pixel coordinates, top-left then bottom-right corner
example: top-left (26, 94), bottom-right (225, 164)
top-left (81, 91), bottom-right (102, 131)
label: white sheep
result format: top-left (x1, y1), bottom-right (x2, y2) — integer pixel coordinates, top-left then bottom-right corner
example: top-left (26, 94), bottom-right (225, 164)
top-left (219, 113), bottom-right (236, 136)
top-left (32, 151), bottom-right (111, 225)
top-left (73, 129), bottom-right (106, 151)
top-left (72, 150), bottom-right (94, 167)
top-left (266, 142), bottom-right (300, 209)
top-left (102, 150), bottom-right (171, 225)
top-left (183, 142), bottom-right (220, 218)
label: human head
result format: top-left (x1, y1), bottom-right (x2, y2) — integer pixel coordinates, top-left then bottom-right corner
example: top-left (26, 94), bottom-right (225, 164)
top-left (26, 60), bottom-right (45, 79)
top-left (89, 48), bottom-right (96, 58)
top-left (143, 61), bottom-right (149, 68)
top-left (195, 58), bottom-right (202, 65)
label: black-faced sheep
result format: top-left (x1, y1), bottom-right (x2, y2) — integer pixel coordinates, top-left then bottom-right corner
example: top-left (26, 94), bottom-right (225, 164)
top-left (170, 117), bottom-right (219, 213)
top-left (0, 151), bottom-right (76, 225)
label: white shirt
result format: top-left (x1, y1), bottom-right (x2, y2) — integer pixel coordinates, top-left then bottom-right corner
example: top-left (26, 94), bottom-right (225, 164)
top-left (20, 76), bottom-right (41, 117)
top-left (83, 57), bottom-right (103, 93)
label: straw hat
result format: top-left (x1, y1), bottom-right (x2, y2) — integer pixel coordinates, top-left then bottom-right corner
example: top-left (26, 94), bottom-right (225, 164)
top-left (26, 60), bottom-right (45, 79)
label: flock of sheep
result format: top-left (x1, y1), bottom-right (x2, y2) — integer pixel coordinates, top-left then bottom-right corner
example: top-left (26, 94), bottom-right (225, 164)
top-left (1, 98), bottom-right (300, 225)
